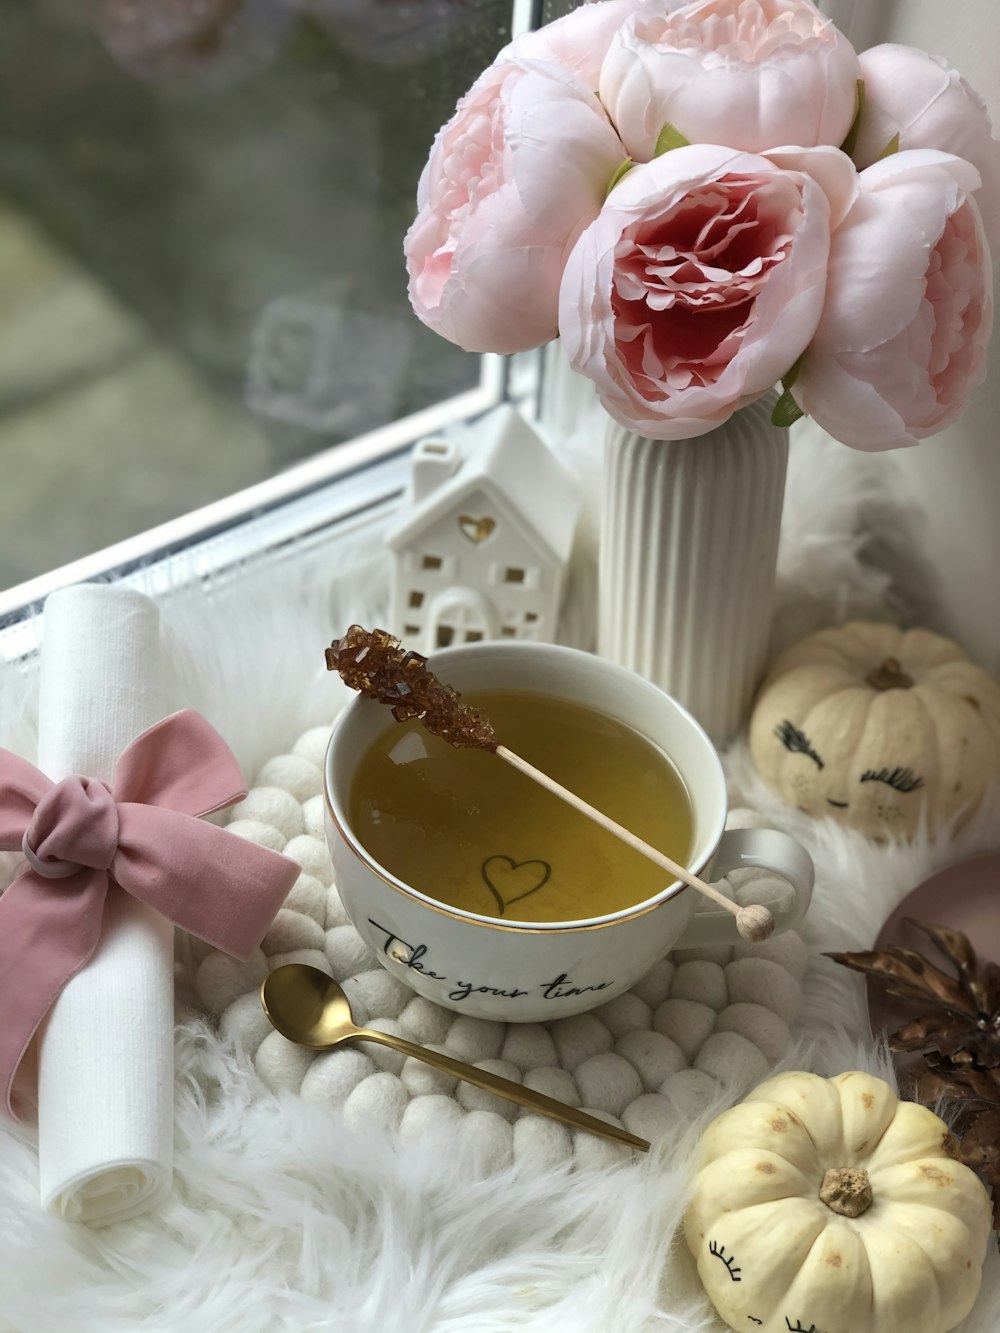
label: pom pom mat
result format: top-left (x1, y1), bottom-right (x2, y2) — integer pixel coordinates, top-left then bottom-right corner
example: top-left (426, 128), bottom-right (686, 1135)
top-left (195, 724), bottom-right (807, 1169)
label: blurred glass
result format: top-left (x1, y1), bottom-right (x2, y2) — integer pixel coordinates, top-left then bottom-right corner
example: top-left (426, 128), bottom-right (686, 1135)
top-left (0, 0), bottom-right (511, 589)
top-left (541, 1), bottom-right (579, 22)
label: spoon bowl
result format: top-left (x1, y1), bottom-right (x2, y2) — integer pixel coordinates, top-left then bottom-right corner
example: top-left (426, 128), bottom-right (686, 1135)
top-left (261, 963), bottom-right (359, 1049)
top-left (260, 963), bottom-right (649, 1152)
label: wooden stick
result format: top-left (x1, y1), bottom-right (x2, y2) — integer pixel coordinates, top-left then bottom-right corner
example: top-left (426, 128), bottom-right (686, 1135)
top-left (496, 745), bottom-right (774, 943)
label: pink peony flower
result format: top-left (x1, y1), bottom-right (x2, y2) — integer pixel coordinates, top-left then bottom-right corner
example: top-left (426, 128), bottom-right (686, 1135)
top-left (600, 0), bottom-right (861, 161)
top-left (404, 59), bottom-right (625, 355)
top-left (855, 43), bottom-right (1000, 250)
top-left (558, 143), bottom-right (855, 439)
top-left (497, 0), bottom-right (648, 93)
top-left (793, 150), bottom-right (993, 451)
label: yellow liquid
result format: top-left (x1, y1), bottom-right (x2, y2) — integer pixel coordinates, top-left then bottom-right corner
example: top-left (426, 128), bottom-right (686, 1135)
top-left (349, 689), bottom-right (694, 922)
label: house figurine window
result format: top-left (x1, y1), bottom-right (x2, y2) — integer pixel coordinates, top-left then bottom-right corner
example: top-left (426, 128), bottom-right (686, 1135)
top-left (386, 404), bottom-right (581, 655)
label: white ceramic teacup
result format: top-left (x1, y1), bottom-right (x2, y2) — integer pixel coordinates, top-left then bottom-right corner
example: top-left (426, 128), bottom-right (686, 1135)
top-left (325, 642), bottom-right (813, 1023)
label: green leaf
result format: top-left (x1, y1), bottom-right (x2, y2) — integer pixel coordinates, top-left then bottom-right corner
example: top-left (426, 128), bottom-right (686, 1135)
top-left (605, 158), bottom-right (634, 197)
top-left (781, 353), bottom-right (805, 393)
top-left (877, 132), bottom-right (901, 160)
top-left (771, 387), bottom-right (805, 429)
top-left (653, 122), bottom-right (690, 157)
top-left (839, 79), bottom-right (866, 158)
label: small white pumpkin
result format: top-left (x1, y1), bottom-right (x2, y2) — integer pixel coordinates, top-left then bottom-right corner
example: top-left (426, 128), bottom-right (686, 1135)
top-left (685, 1070), bottom-right (991, 1333)
top-left (750, 621), bottom-right (1000, 838)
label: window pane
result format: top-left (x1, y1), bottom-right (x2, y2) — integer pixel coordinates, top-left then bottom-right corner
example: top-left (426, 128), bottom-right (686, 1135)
top-left (540, 1), bottom-right (579, 21)
top-left (0, 0), bottom-right (511, 590)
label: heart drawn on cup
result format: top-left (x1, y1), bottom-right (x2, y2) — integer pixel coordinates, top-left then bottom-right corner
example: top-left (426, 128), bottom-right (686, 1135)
top-left (458, 514), bottom-right (496, 544)
top-left (481, 855), bottom-right (552, 916)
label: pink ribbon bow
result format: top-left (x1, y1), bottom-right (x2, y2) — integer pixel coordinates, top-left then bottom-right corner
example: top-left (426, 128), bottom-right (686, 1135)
top-left (0, 709), bottom-right (300, 1118)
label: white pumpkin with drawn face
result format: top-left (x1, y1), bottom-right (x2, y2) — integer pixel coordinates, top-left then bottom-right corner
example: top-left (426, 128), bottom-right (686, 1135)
top-left (685, 1071), bottom-right (992, 1333)
top-left (749, 622), bottom-right (1000, 839)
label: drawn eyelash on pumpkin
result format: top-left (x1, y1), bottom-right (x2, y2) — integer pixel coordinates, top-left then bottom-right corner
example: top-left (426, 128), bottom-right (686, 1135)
top-left (708, 1239), bottom-right (742, 1282)
top-left (775, 720), bottom-right (824, 769)
top-left (785, 1320), bottom-right (819, 1333)
top-left (859, 766), bottom-right (924, 794)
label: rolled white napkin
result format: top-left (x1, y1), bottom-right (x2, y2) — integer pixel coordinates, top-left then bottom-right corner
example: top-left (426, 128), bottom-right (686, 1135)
top-left (35, 585), bottom-right (174, 1225)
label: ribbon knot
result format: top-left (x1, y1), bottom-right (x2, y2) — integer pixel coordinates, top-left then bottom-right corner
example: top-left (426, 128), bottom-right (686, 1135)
top-left (0, 709), bottom-right (299, 1119)
top-left (22, 777), bottom-right (119, 878)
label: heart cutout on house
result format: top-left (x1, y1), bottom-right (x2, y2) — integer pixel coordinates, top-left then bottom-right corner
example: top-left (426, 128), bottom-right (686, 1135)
top-left (481, 855), bottom-right (551, 916)
top-left (458, 514), bottom-right (496, 544)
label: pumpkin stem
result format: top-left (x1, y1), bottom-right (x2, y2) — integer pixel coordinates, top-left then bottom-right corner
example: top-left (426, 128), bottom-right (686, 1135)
top-left (819, 1166), bottom-right (873, 1218)
top-left (866, 657), bottom-right (914, 691)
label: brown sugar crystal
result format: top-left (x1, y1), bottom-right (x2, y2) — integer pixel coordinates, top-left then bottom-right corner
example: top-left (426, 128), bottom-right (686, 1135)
top-left (325, 625), bottom-right (498, 751)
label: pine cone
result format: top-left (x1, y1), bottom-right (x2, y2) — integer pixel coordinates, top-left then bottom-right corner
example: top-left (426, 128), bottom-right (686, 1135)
top-left (828, 918), bottom-right (1000, 1247)
top-left (827, 919), bottom-right (1000, 1066)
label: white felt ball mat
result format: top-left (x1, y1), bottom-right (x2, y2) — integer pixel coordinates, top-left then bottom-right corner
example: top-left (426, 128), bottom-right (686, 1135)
top-left (195, 725), bottom-right (808, 1166)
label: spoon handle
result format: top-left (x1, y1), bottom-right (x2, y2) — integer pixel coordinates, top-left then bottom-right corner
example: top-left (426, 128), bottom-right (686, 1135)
top-left (354, 1028), bottom-right (649, 1152)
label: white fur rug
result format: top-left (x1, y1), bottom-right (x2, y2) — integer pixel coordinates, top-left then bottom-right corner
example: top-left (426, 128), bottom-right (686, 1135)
top-left (0, 420), bottom-right (999, 1333)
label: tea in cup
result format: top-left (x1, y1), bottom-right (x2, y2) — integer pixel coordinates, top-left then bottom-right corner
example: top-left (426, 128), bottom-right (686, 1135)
top-left (349, 687), bottom-right (696, 923)
top-left (325, 642), bottom-right (813, 1022)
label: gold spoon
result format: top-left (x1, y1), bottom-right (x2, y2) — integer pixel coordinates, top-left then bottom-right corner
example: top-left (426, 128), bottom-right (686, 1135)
top-left (260, 964), bottom-right (649, 1153)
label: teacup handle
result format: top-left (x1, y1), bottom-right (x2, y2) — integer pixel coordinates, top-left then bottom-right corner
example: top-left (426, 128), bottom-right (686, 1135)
top-left (677, 828), bottom-right (815, 949)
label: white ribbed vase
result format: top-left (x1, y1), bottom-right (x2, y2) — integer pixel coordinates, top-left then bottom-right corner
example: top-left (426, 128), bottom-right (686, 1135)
top-left (599, 396), bottom-right (788, 746)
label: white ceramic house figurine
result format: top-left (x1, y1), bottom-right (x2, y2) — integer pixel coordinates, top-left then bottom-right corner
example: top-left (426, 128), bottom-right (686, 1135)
top-left (387, 404), bottom-right (580, 653)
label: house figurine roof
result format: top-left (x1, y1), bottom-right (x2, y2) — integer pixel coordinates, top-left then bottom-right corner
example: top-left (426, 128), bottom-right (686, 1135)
top-left (385, 404), bottom-right (580, 563)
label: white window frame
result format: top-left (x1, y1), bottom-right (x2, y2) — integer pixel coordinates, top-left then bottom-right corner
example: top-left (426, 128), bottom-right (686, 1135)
top-left (0, 355), bottom-right (511, 622)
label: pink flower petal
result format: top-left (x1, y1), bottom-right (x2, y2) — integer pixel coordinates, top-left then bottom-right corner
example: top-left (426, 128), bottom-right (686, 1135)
top-left (559, 145), bottom-right (832, 439)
